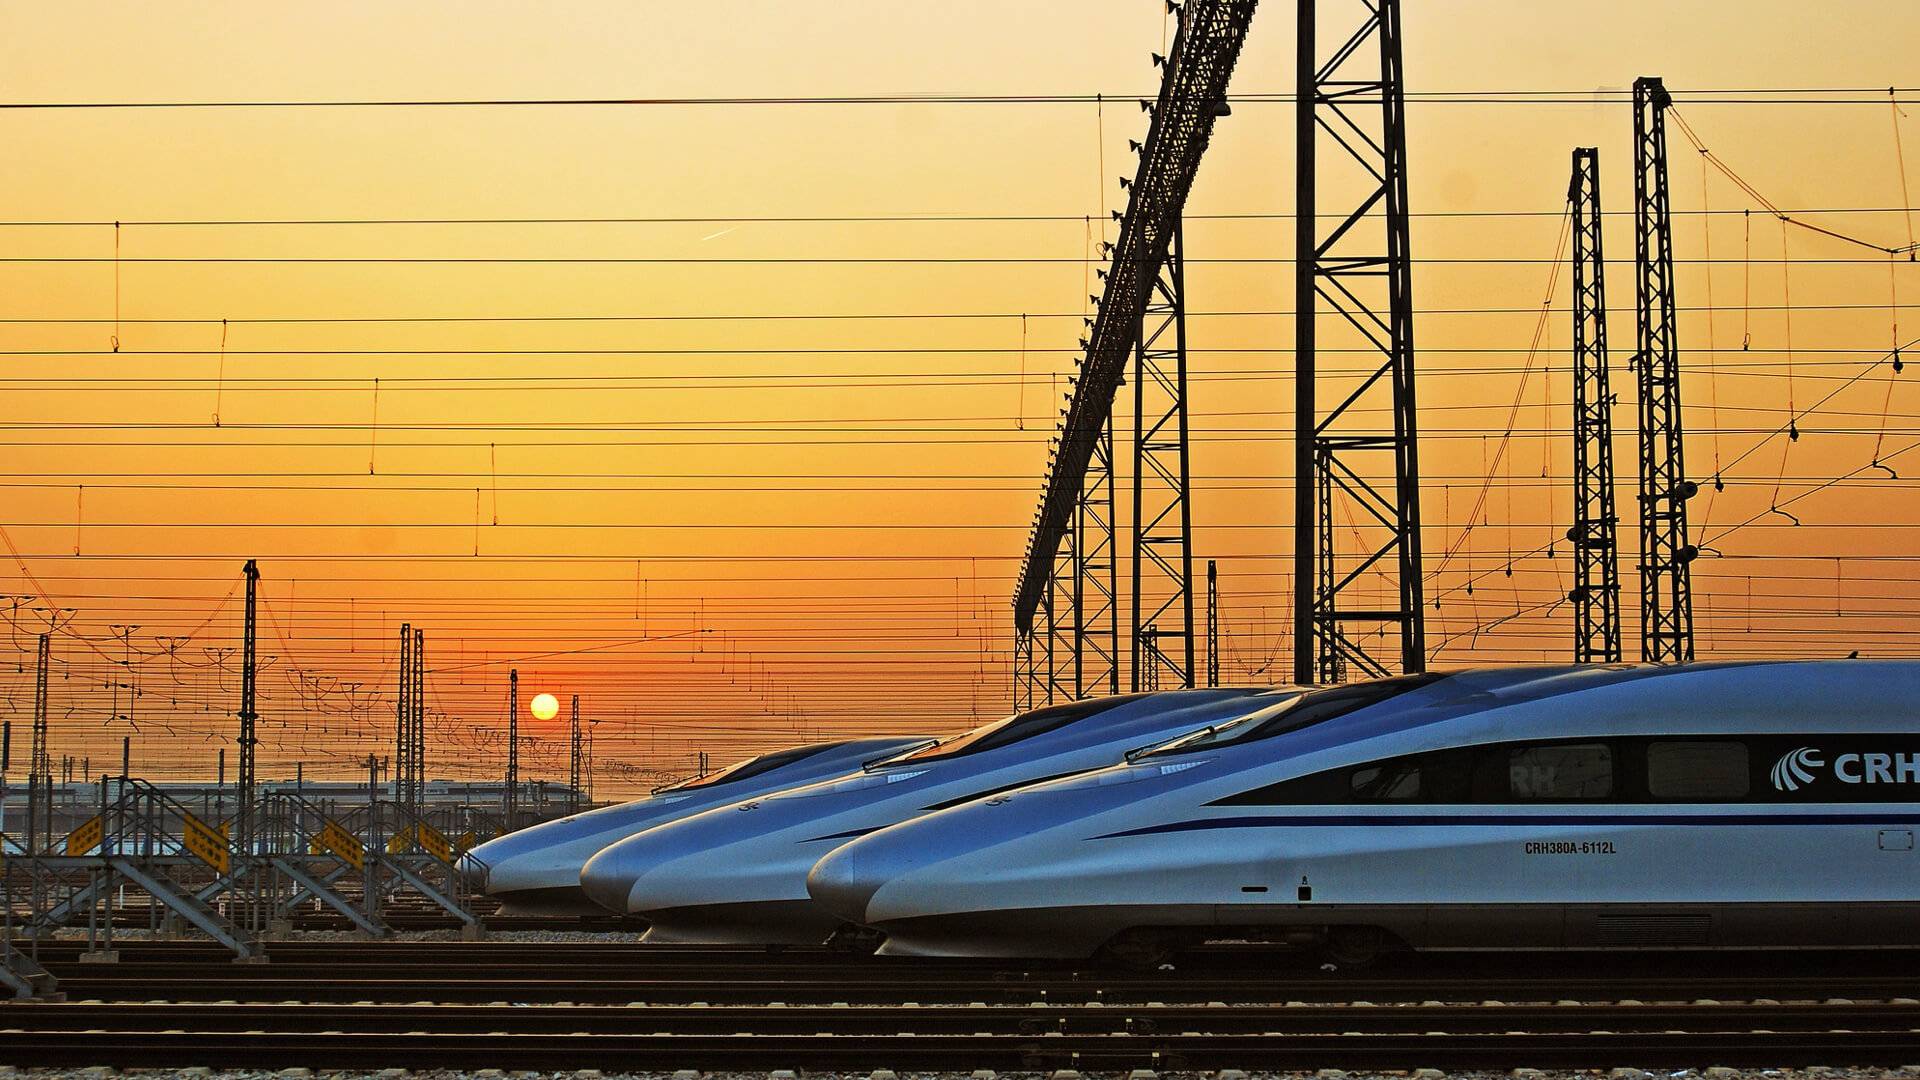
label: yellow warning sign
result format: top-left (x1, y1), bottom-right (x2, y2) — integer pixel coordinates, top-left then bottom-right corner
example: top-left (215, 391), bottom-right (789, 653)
top-left (415, 822), bottom-right (452, 862)
top-left (180, 811), bottom-right (231, 874)
top-left (317, 819), bottom-right (365, 870)
top-left (65, 815), bottom-right (104, 855)
top-left (385, 822), bottom-right (417, 854)
top-left (454, 830), bottom-right (476, 855)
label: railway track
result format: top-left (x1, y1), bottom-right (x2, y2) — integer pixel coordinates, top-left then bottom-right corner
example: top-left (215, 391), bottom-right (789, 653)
top-left (9, 942), bottom-right (1920, 1069)
top-left (21, 940), bottom-right (1920, 1005)
top-left (0, 1008), bottom-right (1916, 1070)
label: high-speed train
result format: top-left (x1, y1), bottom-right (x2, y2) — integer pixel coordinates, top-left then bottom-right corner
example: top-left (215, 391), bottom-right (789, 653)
top-left (808, 660), bottom-right (1920, 964)
top-left (470, 736), bottom-right (926, 915)
top-left (580, 687), bottom-right (1293, 943)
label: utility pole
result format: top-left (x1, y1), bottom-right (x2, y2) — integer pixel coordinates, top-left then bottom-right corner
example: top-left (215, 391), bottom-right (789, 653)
top-left (1631, 76), bottom-right (1698, 663)
top-left (237, 560), bottom-right (259, 850)
top-left (1568, 148), bottom-right (1624, 663)
top-left (503, 669), bottom-right (519, 827)
top-left (1294, 0), bottom-right (1426, 684)
top-left (1205, 559), bottom-right (1220, 686)
top-left (568, 694), bottom-right (582, 814)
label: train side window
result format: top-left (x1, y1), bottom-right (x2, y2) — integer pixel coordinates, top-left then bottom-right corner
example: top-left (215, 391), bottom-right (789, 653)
top-left (1351, 760), bottom-right (1421, 801)
top-left (1646, 740), bottom-right (1750, 800)
top-left (1508, 743), bottom-right (1613, 800)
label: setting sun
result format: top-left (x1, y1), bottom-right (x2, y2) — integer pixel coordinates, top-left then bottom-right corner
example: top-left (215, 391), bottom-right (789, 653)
top-left (529, 693), bottom-right (560, 722)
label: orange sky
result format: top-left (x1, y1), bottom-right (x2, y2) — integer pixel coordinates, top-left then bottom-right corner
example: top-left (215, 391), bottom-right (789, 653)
top-left (1, 2), bottom-right (1917, 796)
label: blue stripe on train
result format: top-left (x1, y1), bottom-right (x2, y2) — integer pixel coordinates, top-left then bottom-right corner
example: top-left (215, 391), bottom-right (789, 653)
top-left (1094, 812), bottom-right (1920, 839)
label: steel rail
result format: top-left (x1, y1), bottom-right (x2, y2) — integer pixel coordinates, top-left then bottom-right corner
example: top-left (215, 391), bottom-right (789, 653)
top-left (2, 1028), bottom-right (1917, 1071)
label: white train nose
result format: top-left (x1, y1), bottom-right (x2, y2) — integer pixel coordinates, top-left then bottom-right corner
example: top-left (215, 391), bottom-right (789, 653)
top-left (578, 845), bottom-right (640, 913)
top-left (805, 844), bottom-right (882, 925)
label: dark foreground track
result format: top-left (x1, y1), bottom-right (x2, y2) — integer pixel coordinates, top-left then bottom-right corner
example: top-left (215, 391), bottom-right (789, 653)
top-left (2, 1025), bottom-right (1918, 1071)
top-left (9, 942), bottom-right (1920, 1069)
top-left (22, 940), bottom-right (1920, 1004)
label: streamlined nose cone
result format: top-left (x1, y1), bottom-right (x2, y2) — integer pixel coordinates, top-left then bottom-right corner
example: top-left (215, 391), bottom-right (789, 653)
top-left (805, 844), bottom-right (883, 925)
top-left (579, 847), bottom-right (636, 914)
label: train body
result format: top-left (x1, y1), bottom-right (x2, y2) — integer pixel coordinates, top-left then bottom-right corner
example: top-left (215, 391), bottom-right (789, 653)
top-left (469, 737), bottom-right (925, 915)
top-left (808, 661), bottom-right (1920, 961)
top-left (579, 687), bottom-right (1289, 943)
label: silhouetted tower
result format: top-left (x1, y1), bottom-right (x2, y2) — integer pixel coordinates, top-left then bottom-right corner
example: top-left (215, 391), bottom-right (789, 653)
top-left (395, 623), bottom-right (412, 804)
top-left (237, 560), bottom-right (260, 849)
top-left (1294, 0), bottom-right (1426, 684)
top-left (1132, 214), bottom-right (1196, 692)
top-left (27, 633), bottom-right (50, 852)
top-left (568, 694), bottom-right (582, 813)
top-left (1568, 148), bottom-right (1624, 663)
top-left (1631, 76), bottom-right (1697, 663)
top-left (1076, 417), bottom-right (1120, 697)
top-left (503, 669), bottom-right (519, 824)
top-left (410, 627), bottom-right (424, 805)
top-left (1205, 559), bottom-right (1220, 686)
top-left (1011, 0), bottom-right (1251, 702)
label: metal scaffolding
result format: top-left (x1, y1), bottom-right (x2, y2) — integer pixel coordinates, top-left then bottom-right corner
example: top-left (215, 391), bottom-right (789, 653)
top-left (1631, 76), bottom-right (1698, 664)
top-left (1131, 220), bottom-right (1196, 691)
top-left (1568, 147), bottom-right (1624, 663)
top-left (1294, 0), bottom-right (1426, 684)
top-left (1012, 0), bottom-right (1255, 701)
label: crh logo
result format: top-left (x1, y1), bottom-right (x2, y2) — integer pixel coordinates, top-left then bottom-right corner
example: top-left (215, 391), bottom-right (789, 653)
top-left (1770, 747), bottom-right (1920, 793)
top-left (1770, 747), bottom-right (1824, 792)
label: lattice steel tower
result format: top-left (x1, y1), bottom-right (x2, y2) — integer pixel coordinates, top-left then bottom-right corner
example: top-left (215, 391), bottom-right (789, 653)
top-left (236, 560), bottom-right (260, 848)
top-left (28, 633), bottom-right (50, 852)
top-left (1631, 76), bottom-right (1697, 663)
top-left (395, 623), bottom-right (413, 804)
top-left (1131, 219), bottom-right (1196, 691)
top-left (568, 694), bottom-right (582, 813)
top-left (1568, 148), bottom-right (1623, 663)
top-left (1293, 0), bottom-right (1426, 683)
top-left (504, 669), bottom-right (520, 824)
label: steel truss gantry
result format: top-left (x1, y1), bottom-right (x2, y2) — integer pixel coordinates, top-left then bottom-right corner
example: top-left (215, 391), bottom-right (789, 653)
top-left (1293, 0), bottom-right (1426, 684)
top-left (1012, 0), bottom-right (1255, 704)
top-left (1568, 148), bottom-right (1624, 663)
top-left (1131, 221), bottom-right (1196, 691)
top-left (1631, 76), bottom-right (1697, 664)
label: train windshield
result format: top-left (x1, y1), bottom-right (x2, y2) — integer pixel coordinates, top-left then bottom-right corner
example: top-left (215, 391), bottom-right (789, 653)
top-left (880, 694), bottom-right (1152, 767)
top-left (653, 742), bottom-right (832, 794)
top-left (1130, 675), bottom-right (1445, 760)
